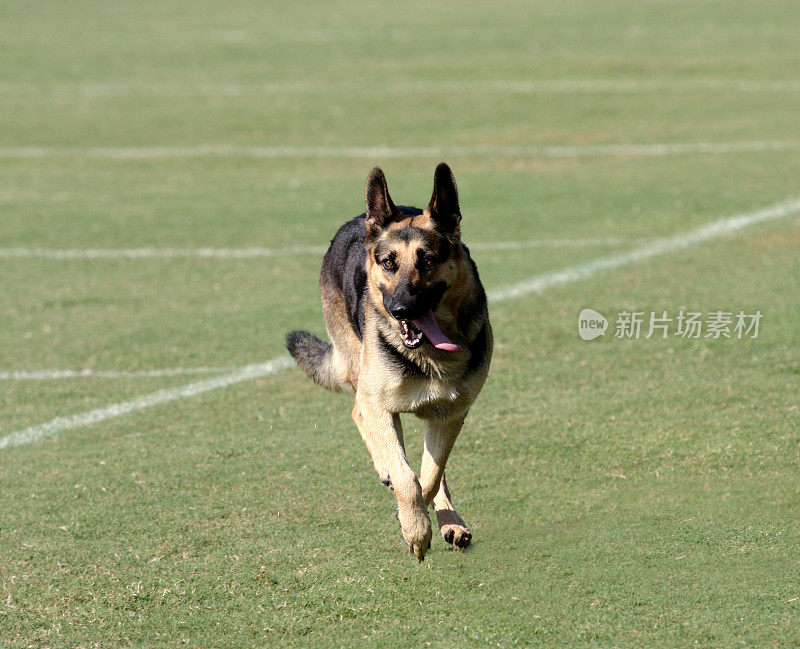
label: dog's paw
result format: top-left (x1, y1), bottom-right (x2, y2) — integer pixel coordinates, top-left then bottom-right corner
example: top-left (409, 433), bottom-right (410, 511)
top-left (441, 523), bottom-right (472, 549)
top-left (397, 506), bottom-right (432, 561)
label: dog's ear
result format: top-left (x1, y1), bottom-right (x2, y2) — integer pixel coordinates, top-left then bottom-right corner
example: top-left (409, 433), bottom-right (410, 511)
top-left (428, 162), bottom-right (461, 237)
top-left (364, 167), bottom-right (397, 238)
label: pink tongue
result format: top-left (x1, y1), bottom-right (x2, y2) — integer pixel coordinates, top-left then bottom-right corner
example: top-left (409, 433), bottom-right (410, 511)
top-left (412, 310), bottom-right (462, 352)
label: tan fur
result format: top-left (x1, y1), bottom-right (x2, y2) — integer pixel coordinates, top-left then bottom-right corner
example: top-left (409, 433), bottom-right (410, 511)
top-left (320, 288), bottom-right (361, 390)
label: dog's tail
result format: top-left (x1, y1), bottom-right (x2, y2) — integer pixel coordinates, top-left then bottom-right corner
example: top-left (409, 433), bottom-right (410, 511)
top-left (285, 330), bottom-right (343, 392)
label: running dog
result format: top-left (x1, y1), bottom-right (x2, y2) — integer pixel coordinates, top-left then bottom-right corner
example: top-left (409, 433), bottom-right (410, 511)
top-left (286, 163), bottom-right (492, 561)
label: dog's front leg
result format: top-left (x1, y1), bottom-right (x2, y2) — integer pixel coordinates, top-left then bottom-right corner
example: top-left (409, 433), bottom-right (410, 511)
top-left (432, 472), bottom-right (472, 549)
top-left (419, 415), bottom-right (472, 549)
top-left (355, 392), bottom-right (432, 561)
top-left (419, 413), bottom-right (465, 506)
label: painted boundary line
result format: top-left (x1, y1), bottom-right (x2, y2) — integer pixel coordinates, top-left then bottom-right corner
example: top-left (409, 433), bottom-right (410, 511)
top-left (487, 196), bottom-right (800, 301)
top-left (2, 196), bottom-right (799, 450)
top-left (2, 141), bottom-right (800, 160)
top-left (0, 238), bottom-right (629, 261)
top-left (3, 79), bottom-right (800, 96)
top-left (0, 366), bottom-right (238, 380)
top-left (0, 245), bottom-right (329, 260)
top-left (0, 358), bottom-right (294, 450)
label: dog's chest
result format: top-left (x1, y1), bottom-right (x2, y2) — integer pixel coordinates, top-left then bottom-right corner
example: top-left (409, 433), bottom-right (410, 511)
top-left (387, 371), bottom-right (472, 417)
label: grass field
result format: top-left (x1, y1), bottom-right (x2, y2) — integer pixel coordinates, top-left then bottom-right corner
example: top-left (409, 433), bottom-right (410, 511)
top-left (2, 1), bottom-right (800, 647)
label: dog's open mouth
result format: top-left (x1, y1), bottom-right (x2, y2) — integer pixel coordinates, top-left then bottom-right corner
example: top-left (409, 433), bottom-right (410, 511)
top-left (397, 310), bottom-right (462, 352)
top-left (399, 320), bottom-right (424, 349)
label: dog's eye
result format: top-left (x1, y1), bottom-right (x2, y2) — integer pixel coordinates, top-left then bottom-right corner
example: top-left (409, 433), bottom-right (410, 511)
top-left (382, 259), bottom-right (396, 272)
top-left (423, 257), bottom-right (434, 270)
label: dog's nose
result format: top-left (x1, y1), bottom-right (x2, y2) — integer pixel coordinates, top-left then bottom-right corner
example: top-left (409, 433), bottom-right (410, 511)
top-left (389, 303), bottom-right (412, 320)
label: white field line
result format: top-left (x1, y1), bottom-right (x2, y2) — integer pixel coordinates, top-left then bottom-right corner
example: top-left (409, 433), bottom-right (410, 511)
top-left (0, 366), bottom-right (238, 380)
top-left (472, 237), bottom-right (629, 251)
top-left (2, 141), bottom-right (800, 160)
top-left (0, 245), bottom-right (329, 260)
top-left (0, 238), bottom-right (629, 261)
top-left (0, 358), bottom-right (294, 450)
top-left (2, 196), bottom-right (799, 450)
top-left (487, 196), bottom-right (800, 302)
top-left (3, 79), bottom-right (800, 96)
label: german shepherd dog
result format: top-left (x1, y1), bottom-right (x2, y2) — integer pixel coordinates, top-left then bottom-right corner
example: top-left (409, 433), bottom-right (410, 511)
top-left (286, 163), bottom-right (492, 561)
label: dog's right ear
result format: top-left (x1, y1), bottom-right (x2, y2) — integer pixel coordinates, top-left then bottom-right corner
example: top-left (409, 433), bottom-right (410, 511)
top-left (364, 167), bottom-right (397, 238)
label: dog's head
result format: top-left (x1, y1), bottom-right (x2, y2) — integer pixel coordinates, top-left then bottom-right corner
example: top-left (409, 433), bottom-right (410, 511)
top-left (363, 163), bottom-right (467, 351)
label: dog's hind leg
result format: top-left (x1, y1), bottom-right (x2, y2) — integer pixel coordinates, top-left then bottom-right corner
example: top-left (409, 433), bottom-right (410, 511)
top-left (432, 472), bottom-right (472, 549)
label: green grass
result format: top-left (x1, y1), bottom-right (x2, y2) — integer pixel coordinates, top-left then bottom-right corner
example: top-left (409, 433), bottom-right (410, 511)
top-left (2, 1), bottom-right (800, 647)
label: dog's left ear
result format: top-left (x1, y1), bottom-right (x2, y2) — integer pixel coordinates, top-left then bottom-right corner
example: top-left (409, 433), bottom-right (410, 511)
top-left (428, 162), bottom-right (461, 237)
